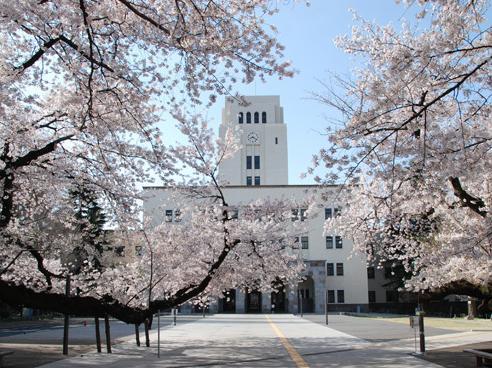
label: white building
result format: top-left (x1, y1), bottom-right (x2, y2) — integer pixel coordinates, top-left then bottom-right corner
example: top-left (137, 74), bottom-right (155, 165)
top-left (144, 96), bottom-right (384, 314)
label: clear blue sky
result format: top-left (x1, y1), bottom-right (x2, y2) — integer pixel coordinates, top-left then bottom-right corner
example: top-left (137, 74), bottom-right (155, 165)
top-left (154, 1), bottom-right (475, 186)
top-left (197, 1), bottom-right (425, 185)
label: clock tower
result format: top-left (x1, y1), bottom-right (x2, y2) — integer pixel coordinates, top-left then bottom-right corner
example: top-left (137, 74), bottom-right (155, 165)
top-left (218, 95), bottom-right (288, 186)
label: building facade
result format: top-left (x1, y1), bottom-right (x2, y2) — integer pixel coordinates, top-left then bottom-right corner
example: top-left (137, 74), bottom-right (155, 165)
top-left (143, 96), bottom-right (392, 314)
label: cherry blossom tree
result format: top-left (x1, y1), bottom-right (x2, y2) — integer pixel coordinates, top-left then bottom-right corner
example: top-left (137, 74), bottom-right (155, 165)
top-left (82, 114), bottom-right (307, 320)
top-left (312, 0), bottom-right (491, 297)
top-left (0, 0), bottom-right (299, 322)
top-left (1, 111), bottom-right (307, 323)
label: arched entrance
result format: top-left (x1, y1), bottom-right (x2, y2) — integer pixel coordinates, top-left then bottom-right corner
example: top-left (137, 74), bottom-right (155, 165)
top-left (246, 290), bottom-right (262, 313)
top-left (271, 279), bottom-right (287, 313)
top-left (219, 289), bottom-right (236, 313)
top-left (298, 276), bottom-right (315, 313)
top-left (271, 289), bottom-right (286, 313)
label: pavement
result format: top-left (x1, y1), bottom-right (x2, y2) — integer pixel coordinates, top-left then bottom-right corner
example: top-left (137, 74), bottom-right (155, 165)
top-left (1, 314), bottom-right (491, 367)
top-left (421, 341), bottom-right (492, 368)
top-left (27, 314), bottom-right (487, 368)
top-left (0, 315), bottom-right (201, 368)
top-left (302, 313), bottom-right (492, 367)
top-left (302, 314), bottom-right (456, 343)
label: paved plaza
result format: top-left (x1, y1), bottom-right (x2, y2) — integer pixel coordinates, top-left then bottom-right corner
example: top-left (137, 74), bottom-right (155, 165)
top-left (17, 314), bottom-right (486, 368)
top-left (302, 314), bottom-right (456, 343)
top-left (1, 314), bottom-right (491, 367)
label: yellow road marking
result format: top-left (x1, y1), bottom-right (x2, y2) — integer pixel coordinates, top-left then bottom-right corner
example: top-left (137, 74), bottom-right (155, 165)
top-left (265, 315), bottom-right (310, 368)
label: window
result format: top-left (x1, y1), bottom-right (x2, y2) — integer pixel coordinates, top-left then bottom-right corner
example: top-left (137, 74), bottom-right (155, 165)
top-left (246, 176), bottom-right (252, 186)
top-left (275, 137), bottom-right (278, 144)
top-left (246, 155), bottom-right (252, 170)
top-left (334, 207), bottom-right (341, 217)
top-left (262, 111), bottom-right (267, 124)
top-left (238, 112), bottom-right (243, 124)
top-left (254, 156), bottom-right (260, 169)
top-left (325, 208), bottom-right (332, 219)
top-left (326, 236), bottom-right (333, 249)
top-left (301, 236), bottom-right (309, 249)
top-left (326, 263), bottom-right (334, 276)
top-left (165, 209), bottom-right (173, 222)
top-left (135, 245), bottom-right (143, 257)
top-left (386, 290), bottom-right (398, 302)
top-left (335, 236), bottom-right (343, 249)
top-left (337, 290), bottom-right (345, 303)
top-left (336, 263), bottom-right (344, 276)
top-left (300, 208), bottom-right (307, 221)
top-left (254, 176), bottom-right (260, 186)
top-left (327, 290), bottom-right (335, 303)
top-left (368, 290), bottom-right (376, 303)
top-left (174, 209), bottom-right (182, 222)
top-left (367, 267), bottom-right (375, 279)
top-left (254, 111), bottom-right (259, 124)
top-left (291, 209), bottom-right (299, 221)
top-left (246, 112), bottom-right (251, 124)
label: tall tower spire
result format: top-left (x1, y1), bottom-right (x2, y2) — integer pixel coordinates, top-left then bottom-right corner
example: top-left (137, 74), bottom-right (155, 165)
top-left (218, 96), bottom-right (288, 186)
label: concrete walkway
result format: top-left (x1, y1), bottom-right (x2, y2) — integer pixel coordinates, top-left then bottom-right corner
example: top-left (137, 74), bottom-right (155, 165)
top-left (36, 314), bottom-right (459, 368)
top-left (302, 314), bottom-right (456, 343)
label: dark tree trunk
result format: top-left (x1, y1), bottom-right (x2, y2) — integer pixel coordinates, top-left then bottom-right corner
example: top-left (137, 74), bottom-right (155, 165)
top-left (467, 297), bottom-right (477, 320)
top-left (95, 317), bottom-right (101, 353)
top-left (62, 275), bottom-right (70, 355)
top-left (104, 314), bottom-right (112, 353)
top-left (135, 324), bottom-right (140, 347)
top-left (144, 318), bottom-right (150, 347)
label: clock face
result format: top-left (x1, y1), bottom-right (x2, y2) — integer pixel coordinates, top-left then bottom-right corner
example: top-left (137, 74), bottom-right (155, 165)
top-left (247, 132), bottom-right (259, 143)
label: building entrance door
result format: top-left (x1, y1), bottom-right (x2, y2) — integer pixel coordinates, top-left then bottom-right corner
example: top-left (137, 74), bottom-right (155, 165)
top-left (271, 289), bottom-right (286, 313)
top-left (221, 289), bottom-right (236, 313)
top-left (246, 291), bottom-right (262, 313)
top-left (298, 276), bottom-right (315, 313)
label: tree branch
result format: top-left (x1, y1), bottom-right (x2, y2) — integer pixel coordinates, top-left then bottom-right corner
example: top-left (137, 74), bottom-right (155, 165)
top-left (116, 0), bottom-right (171, 36)
top-left (14, 37), bottom-right (61, 72)
top-left (449, 176), bottom-right (487, 218)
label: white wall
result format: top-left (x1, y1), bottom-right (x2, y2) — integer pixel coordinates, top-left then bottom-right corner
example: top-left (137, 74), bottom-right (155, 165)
top-left (143, 185), bottom-right (369, 304)
top-left (218, 96), bottom-right (288, 186)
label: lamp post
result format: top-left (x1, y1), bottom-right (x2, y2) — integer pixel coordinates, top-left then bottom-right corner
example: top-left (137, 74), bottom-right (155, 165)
top-left (325, 260), bottom-right (329, 325)
top-left (157, 310), bottom-right (161, 358)
top-left (299, 290), bottom-right (303, 317)
top-left (325, 289), bottom-right (329, 325)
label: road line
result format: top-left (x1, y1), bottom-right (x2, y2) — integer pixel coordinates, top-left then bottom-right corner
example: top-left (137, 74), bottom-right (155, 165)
top-left (265, 315), bottom-right (309, 368)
